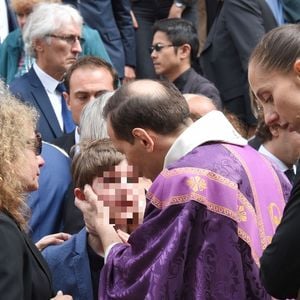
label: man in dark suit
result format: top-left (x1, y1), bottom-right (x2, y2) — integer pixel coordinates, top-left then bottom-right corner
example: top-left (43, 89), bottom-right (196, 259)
top-left (151, 18), bottom-right (221, 109)
top-left (52, 56), bottom-right (118, 156)
top-left (63, 0), bottom-right (136, 81)
top-left (52, 56), bottom-right (118, 234)
top-left (200, 0), bottom-right (278, 135)
top-left (9, 3), bottom-right (82, 142)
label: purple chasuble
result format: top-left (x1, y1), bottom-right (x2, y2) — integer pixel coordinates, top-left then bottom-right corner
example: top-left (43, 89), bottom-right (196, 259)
top-left (99, 143), bottom-right (291, 300)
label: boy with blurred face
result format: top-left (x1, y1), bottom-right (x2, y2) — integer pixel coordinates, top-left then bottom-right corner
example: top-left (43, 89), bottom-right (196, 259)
top-left (73, 140), bottom-right (145, 229)
top-left (43, 139), bottom-right (146, 300)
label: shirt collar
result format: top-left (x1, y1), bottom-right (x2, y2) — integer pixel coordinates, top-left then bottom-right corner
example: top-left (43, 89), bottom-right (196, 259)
top-left (33, 62), bottom-right (60, 93)
top-left (164, 110), bottom-right (247, 167)
top-left (75, 126), bottom-right (80, 144)
top-left (259, 144), bottom-right (289, 172)
top-left (172, 67), bottom-right (192, 92)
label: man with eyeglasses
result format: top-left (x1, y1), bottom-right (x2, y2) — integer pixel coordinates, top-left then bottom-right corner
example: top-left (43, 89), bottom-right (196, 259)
top-left (150, 18), bottom-right (222, 109)
top-left (0, 0), bottom-right (112, 85)
top-left (9, 2), bottom-right (83, 142)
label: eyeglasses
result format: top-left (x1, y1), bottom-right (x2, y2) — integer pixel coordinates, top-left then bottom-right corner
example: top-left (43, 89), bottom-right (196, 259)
top-left (149, 43), bottom-right (175, 54)
top-left (46, 34), bottom-right (85, 45)
top-left (27, 131), bottom-right (42, 156)
top-left (34, 132), bottom-right (42, 155)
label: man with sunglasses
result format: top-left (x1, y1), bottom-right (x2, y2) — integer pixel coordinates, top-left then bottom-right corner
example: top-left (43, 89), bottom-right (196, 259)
top-left (9, 2), bottom-right (83, 142)
top-left (151, 18), bottom-right (222, 109)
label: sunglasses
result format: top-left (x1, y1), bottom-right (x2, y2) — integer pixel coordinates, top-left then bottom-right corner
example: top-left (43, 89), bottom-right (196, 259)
top-left (27, 131), bottom-right (42, 155)
top-left (34, 131), bottom-right (42, 155)
top-left (149, 43), bottom-right (175, 54)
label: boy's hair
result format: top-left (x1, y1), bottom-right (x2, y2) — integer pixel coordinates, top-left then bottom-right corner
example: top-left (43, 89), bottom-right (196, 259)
top-left (72, 139), bottom-right (125, 189)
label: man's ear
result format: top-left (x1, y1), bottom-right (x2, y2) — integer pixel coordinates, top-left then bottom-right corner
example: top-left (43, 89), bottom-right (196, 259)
top-left (74, 187), bottom-right (85, 200)
top-left (293, 59), bottom-right (300, 78)
top-left (34, 38), bottom-right (44, 52)
top-left (63, 92), bottom-right (71, 109)
top-left (132, 128), bottom-right (154, 152)
top-left (178, 43), bottom-right (191, 59)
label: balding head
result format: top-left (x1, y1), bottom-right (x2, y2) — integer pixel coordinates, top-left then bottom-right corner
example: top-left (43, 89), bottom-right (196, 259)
top-left (103, 79), bottom-right (191, 143)
top-left (184, 93), bottom-right (216, 121)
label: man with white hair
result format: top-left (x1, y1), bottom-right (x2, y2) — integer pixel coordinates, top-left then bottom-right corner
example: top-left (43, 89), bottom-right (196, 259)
top-left (10, 2), bottom-right (82, 142)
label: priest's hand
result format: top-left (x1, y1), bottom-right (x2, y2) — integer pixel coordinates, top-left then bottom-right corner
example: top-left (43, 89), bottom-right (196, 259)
top-left (75, 184), bottom-right (122, 252)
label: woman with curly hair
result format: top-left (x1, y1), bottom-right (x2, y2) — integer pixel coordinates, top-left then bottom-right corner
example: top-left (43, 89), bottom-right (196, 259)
top-left (0, 82), bottom-right (72, 299)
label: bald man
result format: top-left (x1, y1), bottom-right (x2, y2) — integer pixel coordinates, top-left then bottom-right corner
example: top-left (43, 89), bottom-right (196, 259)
top-left (184, 93), bottom-right (216, 121)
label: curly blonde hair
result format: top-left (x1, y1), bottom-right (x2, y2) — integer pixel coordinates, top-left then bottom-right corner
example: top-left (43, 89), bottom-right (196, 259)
top-left (0, 82), bottom-right (38, 231)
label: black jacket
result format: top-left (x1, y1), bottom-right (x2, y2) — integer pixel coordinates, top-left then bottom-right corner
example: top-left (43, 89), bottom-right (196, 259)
top-left (0, 212), bottom-right (53, 299)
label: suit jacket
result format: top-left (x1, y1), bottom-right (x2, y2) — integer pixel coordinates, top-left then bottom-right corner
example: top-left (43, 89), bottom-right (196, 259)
top-left (173, 67), bottom-right (222, 109)
top-left (0, 212), bottom-right (53, 299)
top-left (200, 0), bottom-right (278, 124)
top-left (282, 0), bottom-right (300, 23)
top-left (248, 135), bottom-right (263, 150)
top-left (63, 0), bottom-right (136, 78)
top-left (28, 142), bottom-right (72, 242)
top-left (52, 130), bottom-right (76, 156)
top-left (52, 130), bottom-right (86, 234)
top-left (43, 228), bottom-right (104, 300)
top-left (9, 67), bottom-right (63, 142)
top-left (0, 28), bottom-right (22, 84)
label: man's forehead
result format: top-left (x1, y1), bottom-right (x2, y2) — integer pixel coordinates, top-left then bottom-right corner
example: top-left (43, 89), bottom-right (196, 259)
top-left (72, 66), bottom-right (112, 78)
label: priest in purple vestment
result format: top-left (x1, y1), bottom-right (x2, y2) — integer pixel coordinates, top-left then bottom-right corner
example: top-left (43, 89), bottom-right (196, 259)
top-left (75, 80), bottom-right (291, 300)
